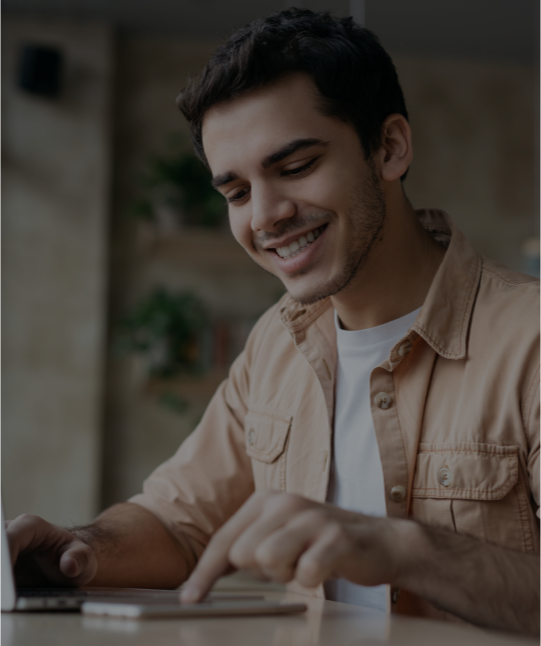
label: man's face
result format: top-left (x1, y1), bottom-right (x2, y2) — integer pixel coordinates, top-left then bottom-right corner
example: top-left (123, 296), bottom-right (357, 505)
top-left (202, 74), bottom-right (386, 305)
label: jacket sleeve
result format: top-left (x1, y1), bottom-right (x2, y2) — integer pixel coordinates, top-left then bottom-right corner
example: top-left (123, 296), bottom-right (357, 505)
top-left (524, 363), bottom-right (540, 519)
top-left (128, 345), bottom-right (255, 574)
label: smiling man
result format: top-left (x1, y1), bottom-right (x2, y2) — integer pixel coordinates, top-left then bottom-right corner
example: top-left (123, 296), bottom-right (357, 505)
top-left (7, 9), bottom-right (539, 635)
top-left (200, 73), bottom-right (443, 327)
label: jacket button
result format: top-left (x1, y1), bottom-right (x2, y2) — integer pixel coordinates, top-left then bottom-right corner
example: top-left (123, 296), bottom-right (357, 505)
top-left (248, 429), bottom-right (255, 446)
top-left (390, 485), bottom-right (406, 502)
top-left (398, 340), bottom-right (412, 357)
top-left (374, 392), bottom-right (392, 409)
top-left (438, 467), bottom-right (453, 487)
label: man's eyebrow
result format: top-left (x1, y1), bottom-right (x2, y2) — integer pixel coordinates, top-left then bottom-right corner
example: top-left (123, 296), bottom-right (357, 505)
top-left (262, 138), bottom-right (329, 169)
top-left (211, 171), bottom-right (240, 189)
top-left (210, 138), bottom-right (328, 188)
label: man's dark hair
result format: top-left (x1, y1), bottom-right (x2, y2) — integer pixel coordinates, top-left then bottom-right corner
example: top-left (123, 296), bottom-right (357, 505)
top-left (178, 8), bottom-right (409, 173)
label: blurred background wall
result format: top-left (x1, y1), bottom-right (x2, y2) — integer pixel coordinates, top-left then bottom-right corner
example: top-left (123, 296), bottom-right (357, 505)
top-left (103, 36), bottom-right (283, 507)
top-left (2, 0), bottom-right (539, 524)
top-left (2, 19), bottom-right (112, 524)
top-left (402, 56), bottom-right (538, 270)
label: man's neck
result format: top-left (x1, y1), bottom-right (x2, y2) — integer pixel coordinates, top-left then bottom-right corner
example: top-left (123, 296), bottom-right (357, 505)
top-left (331, 192), bottom-right (446, 331)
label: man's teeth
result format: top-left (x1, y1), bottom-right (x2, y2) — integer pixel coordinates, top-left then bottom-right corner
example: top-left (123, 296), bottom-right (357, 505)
top-left (276, 226), bottom-right (323, 258)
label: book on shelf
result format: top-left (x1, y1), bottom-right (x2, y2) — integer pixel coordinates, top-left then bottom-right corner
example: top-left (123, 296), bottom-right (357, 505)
top-left (196, 317), bottom-right (259, 374)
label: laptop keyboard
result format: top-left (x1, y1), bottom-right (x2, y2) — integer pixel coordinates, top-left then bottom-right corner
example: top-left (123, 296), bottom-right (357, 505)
top-left (19, 589), bottom-right (100, 598)
top-left (18, 587), bottom-right (183, 599)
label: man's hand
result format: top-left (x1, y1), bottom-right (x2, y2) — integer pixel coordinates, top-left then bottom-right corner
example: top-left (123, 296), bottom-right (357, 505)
top-left (6, 514), bottom-right (97, 587)
top-left (6, 503), bottom-right (193, 590)
top-left (180, 490), bottom-right (539, 636)
top-left (180, 490), bottom-right (401, 603)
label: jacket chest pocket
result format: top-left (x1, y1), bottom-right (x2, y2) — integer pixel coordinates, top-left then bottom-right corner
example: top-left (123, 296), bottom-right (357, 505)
top-left (410, 443), bottom-right (536, 552)
top-left (244, 407), bottom-right (292, 492)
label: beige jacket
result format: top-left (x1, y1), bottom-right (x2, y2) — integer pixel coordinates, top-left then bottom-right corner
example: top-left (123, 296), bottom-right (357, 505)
top-left (131, 209), bottom-right (540, 621)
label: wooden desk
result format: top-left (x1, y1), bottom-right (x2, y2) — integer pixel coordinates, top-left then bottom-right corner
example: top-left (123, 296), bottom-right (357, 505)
top-left (2, 588), bottom-right (535, 646)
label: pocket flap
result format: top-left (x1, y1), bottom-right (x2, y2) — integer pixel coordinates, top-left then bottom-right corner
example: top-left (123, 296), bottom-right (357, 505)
top-left (244, 407), bottom-right (292, 464)
top-left (412, 443), bottom-right (519, 501)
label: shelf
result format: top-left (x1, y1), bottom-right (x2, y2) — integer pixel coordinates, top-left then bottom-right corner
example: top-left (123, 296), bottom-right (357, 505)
top-left (146, 229), bottom-right (263, 270)
top-left (146, 368), bottom-right (229, 403)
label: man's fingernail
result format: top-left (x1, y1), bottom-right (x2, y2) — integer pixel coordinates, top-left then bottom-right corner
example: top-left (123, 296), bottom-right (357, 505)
top-left (64, 557), bottom-right (80, 576)
top-left (180, 584), bottom-right (200, 603)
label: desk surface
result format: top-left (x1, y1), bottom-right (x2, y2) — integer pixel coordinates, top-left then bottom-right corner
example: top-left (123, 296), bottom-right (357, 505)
top-left (2, 587), bottom-right (535, 646)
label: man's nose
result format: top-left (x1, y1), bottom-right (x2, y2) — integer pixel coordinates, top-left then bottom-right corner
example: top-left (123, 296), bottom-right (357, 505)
top-left (250, 184), bottom-right (296, 232)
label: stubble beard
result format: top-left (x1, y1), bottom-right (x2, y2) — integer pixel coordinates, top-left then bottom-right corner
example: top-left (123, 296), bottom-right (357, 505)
top-left (288, 163), bottom-right (387, 305)
top-left (247, 162), bottom-right (387, 305)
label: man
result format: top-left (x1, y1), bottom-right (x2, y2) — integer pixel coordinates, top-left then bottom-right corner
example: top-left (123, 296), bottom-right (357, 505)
top-left (7, 9), bottom-right (539, 635)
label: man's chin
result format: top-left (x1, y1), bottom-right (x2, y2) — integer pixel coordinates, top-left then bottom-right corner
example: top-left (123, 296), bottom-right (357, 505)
top-left (285, 262), bottom-right (362, 305)
top-left (286, 278), bottom-right (347, 306)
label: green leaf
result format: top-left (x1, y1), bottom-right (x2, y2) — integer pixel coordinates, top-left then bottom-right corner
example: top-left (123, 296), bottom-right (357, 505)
top-left (114, 288), bottom-right (209, 379)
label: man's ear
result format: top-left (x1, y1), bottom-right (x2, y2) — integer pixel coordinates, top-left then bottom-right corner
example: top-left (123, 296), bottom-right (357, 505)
top-left (374, 114), bottom-right (413, 181)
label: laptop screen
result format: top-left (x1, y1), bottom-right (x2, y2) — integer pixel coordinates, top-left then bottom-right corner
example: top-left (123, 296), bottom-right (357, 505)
top-left (2, 504), bottom-right (17, 611)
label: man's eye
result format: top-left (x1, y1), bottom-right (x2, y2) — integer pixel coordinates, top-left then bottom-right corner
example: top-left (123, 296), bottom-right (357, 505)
top-left (227, 187), bottom-right (250, 204)
top-left (282, 158), bottom-right (317, 177)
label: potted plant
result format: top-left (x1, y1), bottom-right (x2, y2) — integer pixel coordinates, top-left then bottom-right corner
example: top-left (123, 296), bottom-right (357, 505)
top-left (115, 288), bottom-right (209, 413)
top-left (130, 134), bottom-right (227, 234)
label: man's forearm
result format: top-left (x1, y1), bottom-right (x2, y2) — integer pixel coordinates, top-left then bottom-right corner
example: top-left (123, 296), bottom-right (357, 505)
top-left (393, 519), bottom-right (540, 635)
top-left (72, 502), bottom-right (191, 589)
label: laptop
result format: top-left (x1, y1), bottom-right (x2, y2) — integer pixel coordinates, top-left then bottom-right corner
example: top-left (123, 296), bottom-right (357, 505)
top-left (1, 505), bottom-right (306, 618)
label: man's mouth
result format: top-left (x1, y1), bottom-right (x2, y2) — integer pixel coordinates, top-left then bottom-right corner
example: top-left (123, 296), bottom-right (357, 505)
top-left (273, 225), bottom-right (327, 259)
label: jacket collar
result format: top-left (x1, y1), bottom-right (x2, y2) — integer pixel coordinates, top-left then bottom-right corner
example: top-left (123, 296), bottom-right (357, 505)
top-left (280, 209), bottom-right (482, 360)
top-left (410, 209), bottom-right (482, 360)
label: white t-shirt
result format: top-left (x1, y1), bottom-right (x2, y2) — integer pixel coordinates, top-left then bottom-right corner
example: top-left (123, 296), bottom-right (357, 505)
top-left (325, 307), bottom-right (421, 611)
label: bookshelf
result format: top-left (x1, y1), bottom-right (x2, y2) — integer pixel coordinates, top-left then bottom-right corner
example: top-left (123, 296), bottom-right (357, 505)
top-left (146, 367), bottom-right (229, 404)
top-left (132, 226), bottom-right (283, 406)
top-left (139, 227), bottom-right (265, 272)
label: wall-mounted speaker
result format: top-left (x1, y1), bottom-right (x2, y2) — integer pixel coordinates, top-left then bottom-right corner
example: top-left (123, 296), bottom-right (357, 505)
top-left (18, 45), bottom-right (64, 98)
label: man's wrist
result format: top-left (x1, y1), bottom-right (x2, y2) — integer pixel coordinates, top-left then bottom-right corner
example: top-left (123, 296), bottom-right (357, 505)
top-left (68, 524), bottom-right (115, 558)
top-left (385, 517), bottom-right (427, 590)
